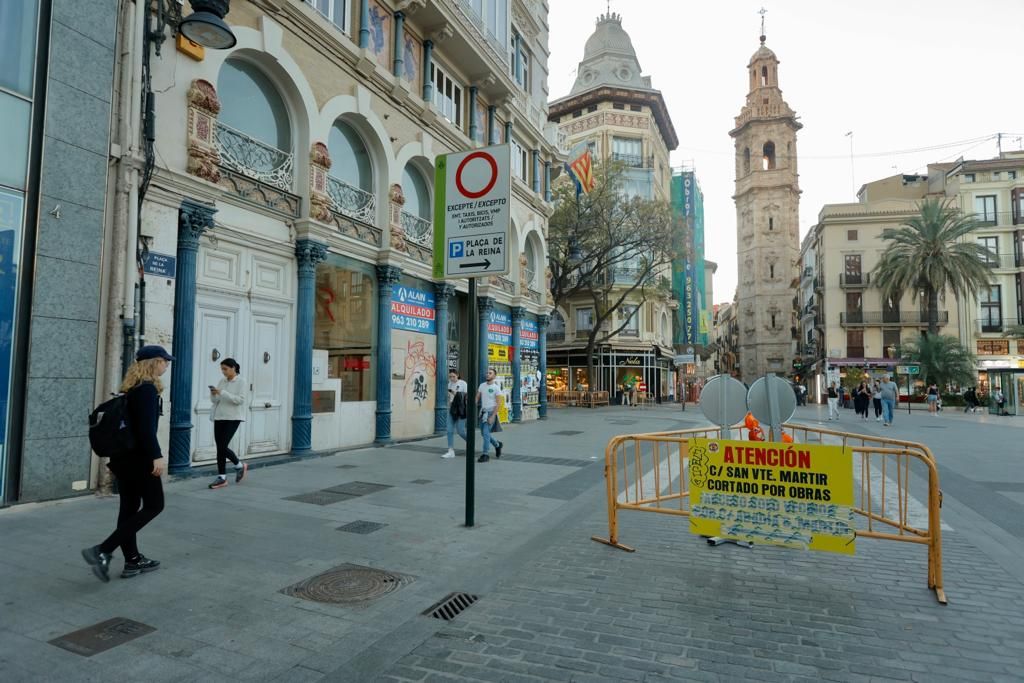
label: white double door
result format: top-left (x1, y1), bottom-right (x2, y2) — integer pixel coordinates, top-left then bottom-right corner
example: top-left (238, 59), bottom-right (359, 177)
top-left (192, 292), bottom-right (292, 463)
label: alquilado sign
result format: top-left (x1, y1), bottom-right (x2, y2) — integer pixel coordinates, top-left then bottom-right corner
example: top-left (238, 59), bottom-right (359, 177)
top-left (689, 438), bottom-right (856, 555)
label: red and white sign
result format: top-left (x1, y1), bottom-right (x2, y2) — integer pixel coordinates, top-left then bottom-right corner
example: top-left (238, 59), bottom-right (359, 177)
top-left (433, 144), bottom-right (511, 279)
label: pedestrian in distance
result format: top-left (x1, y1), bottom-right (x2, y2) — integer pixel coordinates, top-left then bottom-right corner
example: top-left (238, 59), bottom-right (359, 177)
top-left (963, 386), bottom-right (978, 413)
top-left (476, 367), bottom-right (503, 463)
top-left (82, 345), bottom-right (171, 582)
top-left (927, 382), bottom-right (939, 415)
top-left (855, 381), bottom-right (871, 420)
top-left (872, 381), bottom-right (883, 421)
top-left (798, 384), bottom-right (808, 406)
top-left (443, 369), bottom-right (468, 459)
top-left (826, 382), bottom-right (840, 421)
top-left (994, 387), bottom-right (1008, 415)
top-left (208, 358), bottom-right (248, 489)
top-left (879, 374), bottom-right (899, 426)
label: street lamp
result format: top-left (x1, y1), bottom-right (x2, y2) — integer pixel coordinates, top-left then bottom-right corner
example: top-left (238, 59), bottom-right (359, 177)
top-left (179, 0), bottom-right (237, 49)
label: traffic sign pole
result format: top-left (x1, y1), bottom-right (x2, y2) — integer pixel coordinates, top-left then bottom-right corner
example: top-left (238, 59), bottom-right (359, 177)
top-left (465, 278), bottom-right (478, 527)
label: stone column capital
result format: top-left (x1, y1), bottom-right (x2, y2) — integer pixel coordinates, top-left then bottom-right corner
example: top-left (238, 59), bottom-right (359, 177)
top-left (478, 296), bottom-right (495, 315)
top-left (178, 199), bottom-right (216, 251)
top-left (434, 282), bottom-right (456, 302)
top-left (537, 313), bottom-right (551, 329)
top-left (295, 239), bottom-right (328, 276)
top-left (511, 306), bottom-right (527, 322)
top-left (376, 264), bottom-right (402, 288)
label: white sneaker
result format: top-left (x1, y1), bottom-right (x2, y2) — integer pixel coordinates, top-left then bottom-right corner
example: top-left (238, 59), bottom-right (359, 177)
top-left (876, 417), bottom-right (881, 422)
top-left (442, 449), bottom-right (455, 459)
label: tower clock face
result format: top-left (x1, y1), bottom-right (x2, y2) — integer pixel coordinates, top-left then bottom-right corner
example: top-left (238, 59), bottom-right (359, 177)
top-left (581, 69), bottom-right (595, 84)
top-left (616, 66), bottom-right (631, 81)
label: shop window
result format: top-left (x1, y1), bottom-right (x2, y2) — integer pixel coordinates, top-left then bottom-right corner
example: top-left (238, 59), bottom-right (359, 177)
top-left (315, 260), bottom-right (376, 401)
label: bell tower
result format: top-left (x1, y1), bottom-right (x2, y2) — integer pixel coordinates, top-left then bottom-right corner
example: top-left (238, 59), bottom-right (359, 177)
top-left (729, 20), bottom-right (801, 384)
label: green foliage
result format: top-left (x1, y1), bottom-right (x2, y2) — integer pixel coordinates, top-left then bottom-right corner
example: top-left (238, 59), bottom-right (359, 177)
top-left (872, 198), bottom-right (994, 336)
top-left (844, 367), bottom-right (867, 388)
top-left (898, 334), bottom-right (976, 389)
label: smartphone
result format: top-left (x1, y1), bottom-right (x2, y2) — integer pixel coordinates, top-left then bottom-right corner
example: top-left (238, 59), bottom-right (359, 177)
top-left (208, 385), bottom-right (216, 391)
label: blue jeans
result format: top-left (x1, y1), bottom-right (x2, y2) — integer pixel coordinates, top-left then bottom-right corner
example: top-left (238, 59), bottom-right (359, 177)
top-left (479, 410), bottom-right (500, 454)
top-left (881, 398), bottom-right (895, 424)
top-left (446, 413), bottom-right (467, 449)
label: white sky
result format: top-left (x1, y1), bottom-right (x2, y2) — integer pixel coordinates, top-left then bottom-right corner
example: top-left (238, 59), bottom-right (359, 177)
top-left (547, 0), bottom-right (1024, 303)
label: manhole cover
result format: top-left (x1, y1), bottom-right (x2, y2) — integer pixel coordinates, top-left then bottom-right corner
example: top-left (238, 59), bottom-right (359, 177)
top-left (551, 430), bottom-right (583, 436)
top-left (423, 592), bottom-right (479, 621)
top-left (338, 520), bottom-right (388, 534)
top-left (410, 479), bottom-right (432, 484)
top-left (281, 563), bottom-right (413, 605)
top-left (324, 481), bottom-right (393, 496)
top-left (49, 618), bottom-right (155, 657)
top-left (337, 464), bottom-right (358, 469)
top-left (284, 490), bottom-right (357, 505)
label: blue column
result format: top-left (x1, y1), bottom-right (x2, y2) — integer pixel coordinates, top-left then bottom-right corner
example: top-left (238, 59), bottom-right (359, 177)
top-left (504, 121), bottom-right (513, 147)
top-left (291, 240), bottom-right (328, 455)
top-left (511, 307), bottom-right (525, 423)
top-left (468, 86), bottom-right (479, 143)
top-left (538, 313), bottom-right (550, 419)
top-left (375, 265), bottom-right (402, 444)
top-left (532, 150), bottom-right (540, 193)
top-left (487, 106), bottom-right (497, 144)
top-left (478, 296), bottom-right (494, 383)
top-left (544, 160), bottom-right (552, 202)
top-left (433, 283), bottom-right (455, 434)
top-left (422, 39), bottom-right (433, 102)
top-left (359, 0), bottom-right (370, 48)
top-left (168, 199), bottom-right (216, 474)
top-left (513, 33), bottom-right (523, 84)
top-left (392, 11), bottom-right (404, 78)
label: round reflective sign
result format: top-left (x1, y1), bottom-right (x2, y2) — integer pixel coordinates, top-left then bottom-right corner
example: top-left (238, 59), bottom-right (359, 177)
top-left (699, 374), bottom-right (749, 427)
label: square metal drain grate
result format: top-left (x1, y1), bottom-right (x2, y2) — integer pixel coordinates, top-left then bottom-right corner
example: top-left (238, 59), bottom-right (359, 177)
top-left (410, 479), bottom-right (432, 485)
top-left (551, 430), bottom-right (583, 436)
top-left (49, 618), bottom-right (155, 657)
top-left (423, 592), bottom-right (480, 621)
top-left (281, 563), bottom-right (413, 605)
top-left (324, 481), bottom-right (393, 496)
top-left (284, 490), bottom-right (357, 505)
top-left (338, 520), bottom-right (388, 534)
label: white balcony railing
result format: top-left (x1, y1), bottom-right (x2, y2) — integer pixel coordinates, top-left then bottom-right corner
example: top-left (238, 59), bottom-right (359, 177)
top-left (326, 176), bottom-right (375, 224)
top-left (401, 210), bottom-right (432, 247)
top-left (214, 121), bottom-right (294, 192)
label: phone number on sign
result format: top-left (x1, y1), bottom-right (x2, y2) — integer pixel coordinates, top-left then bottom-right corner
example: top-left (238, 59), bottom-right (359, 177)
top-left (392, 314), bottom-right (434, 331)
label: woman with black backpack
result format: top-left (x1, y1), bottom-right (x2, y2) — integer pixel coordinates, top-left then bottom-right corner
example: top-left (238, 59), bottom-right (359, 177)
top-left (443, 370), bottom-right (468, 459)
top-left (82, 345), bottom-right (171, 582)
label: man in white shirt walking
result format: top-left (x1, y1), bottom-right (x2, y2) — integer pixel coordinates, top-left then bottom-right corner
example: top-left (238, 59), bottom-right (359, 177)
top-left (476, 367), bottom-right (503, 463)
top-left (443, 370), bottom-right (468, 459)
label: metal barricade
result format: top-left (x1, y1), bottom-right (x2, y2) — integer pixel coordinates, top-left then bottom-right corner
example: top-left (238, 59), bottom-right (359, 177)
top-left (592, 423), bottom-right (947, 604)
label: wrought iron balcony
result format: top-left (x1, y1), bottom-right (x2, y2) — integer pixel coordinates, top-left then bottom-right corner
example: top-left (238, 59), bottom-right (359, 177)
top-left (400, 211), bottom-right (432, 247)
top-left (801, 266), bottom-right (814, 281)
top-left (839, 273), bottom-right (870, 288)
top-left (611, 152), bottom-right (645, 168)
top-left (547, 330), bottom-right (565, 342)
top-left (840, 311), bottom-right (949, 326)
top-left (982, 252), bottom-right (1019, 269)
top-left (813, 276), bottom-right (824, 291)
top-left (327, 176), bottom-right (375, 224)
top-left (214, 122), bottom-right (293, 191)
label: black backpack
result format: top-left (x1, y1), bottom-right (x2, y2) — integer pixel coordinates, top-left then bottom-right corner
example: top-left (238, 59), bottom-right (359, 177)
top-left (88, 393), bottom-right (136, 459)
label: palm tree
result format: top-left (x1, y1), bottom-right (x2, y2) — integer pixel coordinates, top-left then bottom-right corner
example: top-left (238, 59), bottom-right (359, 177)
top-left (873, 198), bottom-right (994, 337)
top-left (899, 335), bottom-right (976, 390)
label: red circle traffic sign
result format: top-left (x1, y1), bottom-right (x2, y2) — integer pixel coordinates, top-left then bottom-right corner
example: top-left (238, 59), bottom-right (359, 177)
top-left (455, 151), bottom-right (498, 199)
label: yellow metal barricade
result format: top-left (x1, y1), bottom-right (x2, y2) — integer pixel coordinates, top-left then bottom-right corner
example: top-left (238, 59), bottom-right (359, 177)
top-left (592, 423), bottom-right (947, 604)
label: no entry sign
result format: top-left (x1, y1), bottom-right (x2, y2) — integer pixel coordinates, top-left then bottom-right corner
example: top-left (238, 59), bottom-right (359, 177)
top-left (433, 144), bottom-right (511, 279)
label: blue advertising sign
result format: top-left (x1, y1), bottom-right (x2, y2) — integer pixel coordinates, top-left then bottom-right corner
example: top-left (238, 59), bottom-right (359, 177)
top-left (142, 251), bottom-right (176, 278)
top-left (390, 285), bottom-right (436, 334)
top-left (520, 318), bottom-right (539, 349)
top-left (487, 309), bottom-right (511, 345)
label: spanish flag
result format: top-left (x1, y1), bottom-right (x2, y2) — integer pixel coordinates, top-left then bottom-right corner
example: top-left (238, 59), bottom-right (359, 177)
top-left (565, 145), bottom-right (596, 195)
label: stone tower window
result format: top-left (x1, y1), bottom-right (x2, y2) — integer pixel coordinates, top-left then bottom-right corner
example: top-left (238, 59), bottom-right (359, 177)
top-left (762, 142), bottom-right (776, 170)
top-left (761, 66), bottom-right (768, 87)
top-left (771, 313), bottom-right (776, 328)
top-left (769, 264), bottom-right (775, 279)
top-left (743, 148), bottom-right (751, 174)
top-left (769, 217), bottom-right (774, 231)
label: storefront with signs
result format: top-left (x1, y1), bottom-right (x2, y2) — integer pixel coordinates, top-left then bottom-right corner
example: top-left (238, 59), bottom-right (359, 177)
top-left (389, 279), bottom-right (438, 439)
top-left (544, 347), bottom-right (669, 403)
top-left (487, 306), bottom-right (514, 424)
top-left (520, 316), bottom-right (541, 420)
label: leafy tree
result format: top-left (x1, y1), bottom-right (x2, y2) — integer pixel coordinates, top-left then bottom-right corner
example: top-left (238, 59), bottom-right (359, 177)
top-left (547, 162), bottom-right (674, 388)
top-left (872, 198), bottom-right (994, 337)
top-left (899, 334), bottom-right (976, 389)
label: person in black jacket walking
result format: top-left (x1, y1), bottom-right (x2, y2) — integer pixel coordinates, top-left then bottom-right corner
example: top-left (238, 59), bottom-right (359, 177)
top-left (82, 345), bottom-right (171, 582)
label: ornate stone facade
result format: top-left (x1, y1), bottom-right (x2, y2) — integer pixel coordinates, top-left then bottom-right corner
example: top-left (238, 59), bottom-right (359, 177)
top-left (309, 142), bottom-right (332, 222)
top-left (186, 79), bottom-right (222, 184)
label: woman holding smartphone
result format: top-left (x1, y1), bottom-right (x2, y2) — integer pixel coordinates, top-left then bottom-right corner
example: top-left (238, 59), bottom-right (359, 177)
top-left (208, 358), bottom-right (248, 489)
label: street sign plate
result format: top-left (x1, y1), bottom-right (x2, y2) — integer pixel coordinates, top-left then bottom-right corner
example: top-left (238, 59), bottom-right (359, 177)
top-left (433, 144), bottom-right (511, 279)
top-left (896, 365), bottom-right (920, 375)
top-left (674, 354), bottom-right (696, 364)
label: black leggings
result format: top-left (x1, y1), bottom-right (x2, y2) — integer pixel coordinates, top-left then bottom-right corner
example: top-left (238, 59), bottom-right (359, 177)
top-left (873, 398), bottom-right (882, 417)
top-left (214, 420), bottom-right (242, 475)
top-left (100, 468), bottom-right (164, 559)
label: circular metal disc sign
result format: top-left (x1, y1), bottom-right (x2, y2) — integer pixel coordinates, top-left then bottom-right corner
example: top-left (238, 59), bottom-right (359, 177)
top-left (699, 374), bottom-right (749, 426)
top-left (747, 375), bottom-right (797, 426)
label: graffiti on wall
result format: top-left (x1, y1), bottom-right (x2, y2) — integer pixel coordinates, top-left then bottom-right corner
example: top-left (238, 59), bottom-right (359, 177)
top-left (403, 338), bottom-right (436, 406)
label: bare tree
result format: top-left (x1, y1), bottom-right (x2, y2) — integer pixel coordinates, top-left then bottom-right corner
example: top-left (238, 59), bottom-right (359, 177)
top-left (547, 163), bottom-right (675, 388)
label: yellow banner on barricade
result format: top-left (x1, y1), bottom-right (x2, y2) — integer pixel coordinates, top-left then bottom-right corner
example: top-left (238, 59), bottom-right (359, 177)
top-left (689, 438), bottom-right (856, 555)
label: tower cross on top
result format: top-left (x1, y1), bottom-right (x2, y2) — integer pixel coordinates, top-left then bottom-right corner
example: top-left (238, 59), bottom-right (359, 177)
top-left (759, 7), bottom-right (767, 44)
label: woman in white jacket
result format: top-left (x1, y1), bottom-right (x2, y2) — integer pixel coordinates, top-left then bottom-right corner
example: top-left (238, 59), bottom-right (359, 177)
top-left (208, 358), bottom-right (248, 489)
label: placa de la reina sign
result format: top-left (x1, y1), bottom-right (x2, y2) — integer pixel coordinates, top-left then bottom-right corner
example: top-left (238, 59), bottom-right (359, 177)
top-left (689, 438), bottom-right (856, 555)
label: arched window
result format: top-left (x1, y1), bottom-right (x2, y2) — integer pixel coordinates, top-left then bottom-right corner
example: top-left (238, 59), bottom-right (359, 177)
top-left (216, 59), bottom-right (292, 189)
top-left (743, 148), bottom-right (751, 174)
top-left (326, 119), bottom-right (374, 222)
top-left (762, 141), bottom-right (776, 170)
top-left (525, 233), bottom-right (542, 290)
top-left (761, 66), bottom-right (768, 87)
top-left (548, 310), bottom-right (566, 341)
top-left (401, 163), bottom-right (432, 244)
